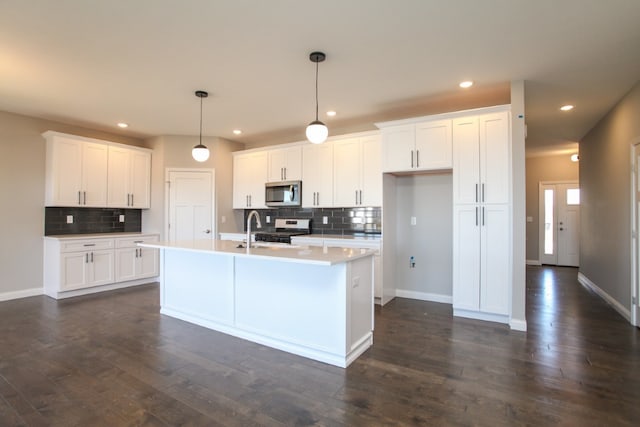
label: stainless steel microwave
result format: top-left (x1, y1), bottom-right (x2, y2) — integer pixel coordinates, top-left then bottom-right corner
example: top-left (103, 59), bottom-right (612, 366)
top-left (265, 181), bottom-right (301, 207)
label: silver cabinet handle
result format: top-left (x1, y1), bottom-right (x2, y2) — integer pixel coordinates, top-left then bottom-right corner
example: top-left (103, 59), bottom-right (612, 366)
top-left (249, 195), bottom-right (252, 207)
top-left (246, 195), bottom-right (249, 207)
top-left (284, 167), bottom-right (287, 180)
top-left (131, 194), bottom-right (134, 206)
top-left (475, 184), bottom-right (479, 203)
top-left (475, 207), bottom-right (479, 226)
top-left (85, 253), bottom-right (89, 263)
top-left (355, 190), bottom-right (358, 205)
top-left (317, 192), bottom-right (319, 206)
top-left (205, 229), bottom-right (211, 234)
top-left (78, 191), bottom-right (81, 205)
top-left (416, 150), bottom-right (420, 168)
top-left (90, 252), bottom-right (94, 263)
top-left (360, 190), bottom-right (363, 205)
top-left (83, 191), bottom-right (87, 205)
top-left (411, 150), bottom-right (414, 168)
top-left (482, 184), bottom-right (485, 203)
top-left (482, 207), bottom-right (485, 226)
top-left (83, 243), bottom-right (95, 247)
top-left (313, 192), bottom-right (316, 206)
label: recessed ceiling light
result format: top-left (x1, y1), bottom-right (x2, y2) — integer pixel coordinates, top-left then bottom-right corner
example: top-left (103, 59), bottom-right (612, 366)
top-left (560, 105), bottom-right (574, 111)
top-left (117, 122), bottom-right (128, 128)
top-left (459, 81), bottom-right (473, 89)
top-left (570, 153), bottom-right (579, 162)
top-left (233, 129), bottom-right (242, 135)
top-left (326, 110), bottom-right (336, 117)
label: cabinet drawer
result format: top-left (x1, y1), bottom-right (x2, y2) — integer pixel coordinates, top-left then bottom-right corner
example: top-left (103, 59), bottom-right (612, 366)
top-left (115, 235), bottom-right (159, 248)
top-left (61, 239), bottom-right (114, 253)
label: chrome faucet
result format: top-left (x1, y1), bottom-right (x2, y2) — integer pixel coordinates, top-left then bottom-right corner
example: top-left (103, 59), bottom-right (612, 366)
top-left (246, 210), bottom-right (262, 248)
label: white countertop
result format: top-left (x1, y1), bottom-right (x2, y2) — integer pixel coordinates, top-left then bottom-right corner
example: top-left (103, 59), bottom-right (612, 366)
top-left (296, 234), bottom-right (381, 241)
top-left (44, 232), bottom-right (159, 240)
top-left (139, 239), bottom-right (375, 266)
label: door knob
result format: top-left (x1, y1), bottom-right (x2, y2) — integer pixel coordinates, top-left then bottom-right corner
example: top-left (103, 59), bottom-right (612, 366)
top-left (204, 229), bottom-right (211, 234)
top-left (559, 227), bottom-right (564, 231)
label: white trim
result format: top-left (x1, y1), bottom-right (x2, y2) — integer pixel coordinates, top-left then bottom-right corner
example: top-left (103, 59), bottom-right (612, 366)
top-left (395, 289), bottom-right (452, 304)
top-left (509, 318), bottom-right (527, 331)
top-left (375, 104), bottom-right (511, 128)
top-left (46, 278), bottom-right (157, 300)
top-left (526, 259), bottom-right (541, 266)
top-left (0, 287), bottom-right (43, 302)
top-left (453, 308), bottom-right (509, 325)
top-left (577, 272), bottom-right (631, 321)
top-left (629, 140), bottom-right (640, 326)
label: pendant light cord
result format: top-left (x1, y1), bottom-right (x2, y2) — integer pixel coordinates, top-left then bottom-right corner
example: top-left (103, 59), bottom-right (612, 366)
top-left (199, 95), bottom-right (203, 145)
top-left (315, 60), bottom-right (319, 121)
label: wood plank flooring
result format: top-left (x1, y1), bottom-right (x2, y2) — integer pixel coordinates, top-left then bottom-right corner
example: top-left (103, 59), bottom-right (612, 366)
top-left (0, 266), bottom-right (638, 426)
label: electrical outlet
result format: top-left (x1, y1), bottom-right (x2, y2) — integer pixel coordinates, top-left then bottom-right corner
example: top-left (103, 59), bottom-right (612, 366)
top-left (410, 216), bottom-right (417, 226)
top-left (266, 216), bottom-right (271, 223)
top-left (119, 215), bottom-right (125, 223)
top-left (526, 216), bottom-right (533, 223)
top-left (410, 256), bottom-right (416, 268)
top-left (66, 215), bottom-right (73, 224)
top-left (323, 216), bottom-right (328, 225)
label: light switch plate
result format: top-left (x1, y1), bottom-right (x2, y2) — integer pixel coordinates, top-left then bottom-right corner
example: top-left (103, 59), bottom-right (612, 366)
top-left (119, 215), bottom-right (125, 223)
top-left (410, 216), bottom-right (417, 226)
top-left (66, 215), bottom-right (73, 224)
top-left (323, 216), bottom-right (328, 224)
top-left (526, 216), bottom-right (533, 223)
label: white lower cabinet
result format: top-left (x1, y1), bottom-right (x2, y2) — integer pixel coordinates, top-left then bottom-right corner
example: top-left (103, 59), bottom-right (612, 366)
top-left (115, 236), bottom-right (159, 282)
top-left (453, 204), bottom-right (510, 319)
top-left (44, 234), bottom-right (159, 299)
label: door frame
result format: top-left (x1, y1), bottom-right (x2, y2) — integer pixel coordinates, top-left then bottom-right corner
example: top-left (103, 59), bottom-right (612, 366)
top-left (538, 180), bottom-right (579, 265)
top-left (630, 140), bottom-right (640, 327)
top-left (164, 168), bottom-right (216, 242)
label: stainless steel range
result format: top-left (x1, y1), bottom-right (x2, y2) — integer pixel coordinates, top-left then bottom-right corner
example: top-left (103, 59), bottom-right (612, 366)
top-left (254, 218), bottom-right (311, 244)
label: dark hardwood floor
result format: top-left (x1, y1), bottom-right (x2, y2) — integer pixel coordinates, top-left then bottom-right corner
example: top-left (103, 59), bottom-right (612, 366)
top-left (1, 266), bottom-right (638, 426)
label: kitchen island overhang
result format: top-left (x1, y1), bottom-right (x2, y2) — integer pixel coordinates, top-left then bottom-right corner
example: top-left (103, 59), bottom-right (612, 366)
top-left (140, 240), bottom-right (375, 368)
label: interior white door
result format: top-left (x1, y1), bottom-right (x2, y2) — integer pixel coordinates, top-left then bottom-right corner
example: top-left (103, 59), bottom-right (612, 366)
top-left (539, 182), bottom-right (580, 266)
top-left (632, 143), bottom-right (640, 326)
top-left (168, 170), bottom-right (215, 242)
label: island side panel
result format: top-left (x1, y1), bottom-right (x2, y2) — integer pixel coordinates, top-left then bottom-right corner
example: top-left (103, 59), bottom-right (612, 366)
top-left (234, 257), bottom-right (348, 359)
top-left (161, 249), bottom-right (235, 326)
top-left (347, 255), bottom-right (374, 359)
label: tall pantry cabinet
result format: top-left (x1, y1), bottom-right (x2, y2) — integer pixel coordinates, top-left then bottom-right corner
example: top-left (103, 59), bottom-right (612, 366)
top-left (452, 110), bottom-right (511, 322)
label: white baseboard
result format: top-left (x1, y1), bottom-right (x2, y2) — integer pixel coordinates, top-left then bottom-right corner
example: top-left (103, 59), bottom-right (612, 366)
top-left (509, 318), bottom-right (527, 331)
top-left (0, 287), bottom-right (43, 302)
top-left (395, 289), bottom-right (452, 304)
top-left (453, 308), bottom-right (509, 325)
top-left (526, 259), bottom-right (541, 266)
top-left (577, 272), bottom-right (631, 321)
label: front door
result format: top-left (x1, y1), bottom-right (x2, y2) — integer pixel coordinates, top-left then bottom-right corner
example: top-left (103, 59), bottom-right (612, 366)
top-left (167, 169), bottom-right (215, 241)
top-left (539, 181), bottom-right (580, 266)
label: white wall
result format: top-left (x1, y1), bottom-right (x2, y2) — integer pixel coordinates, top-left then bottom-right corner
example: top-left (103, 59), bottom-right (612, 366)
top-left (393, 173), bottom-right (453, 302)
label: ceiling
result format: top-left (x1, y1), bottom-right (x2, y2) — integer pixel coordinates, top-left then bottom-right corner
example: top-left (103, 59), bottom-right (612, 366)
top-left (1, 1), bottom-right (639, 155)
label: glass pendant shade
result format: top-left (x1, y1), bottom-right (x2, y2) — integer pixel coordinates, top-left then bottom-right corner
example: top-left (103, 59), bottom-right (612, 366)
top-left (192, 144), bottom-right (210, 162)
top-left (306, 120), bottom-right (328, 144)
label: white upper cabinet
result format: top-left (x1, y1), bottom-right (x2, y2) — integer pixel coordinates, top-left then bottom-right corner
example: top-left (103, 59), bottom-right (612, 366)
top-left (107, 146), bottom-right (151, 208)
top-left (267, 146), bottom-right (302, 182)
top-left (333, 134), bottom-right (382, 207)
top-left (233, 150), bottom-right (268, 209)
top-left (302, 142), bottom-right (333, 208)
top-left (44, 133), bottom-right (108, 207)
top-left (453, 112), bottom-right (510, 205)
top-left (381, 119), bottom-right (452, 173)
top-left (44, 131), bottom-right (151, 209)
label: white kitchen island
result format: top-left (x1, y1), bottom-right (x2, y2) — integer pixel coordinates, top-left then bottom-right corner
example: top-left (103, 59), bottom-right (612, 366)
top-left (140, 239), bottom-right (375, 368)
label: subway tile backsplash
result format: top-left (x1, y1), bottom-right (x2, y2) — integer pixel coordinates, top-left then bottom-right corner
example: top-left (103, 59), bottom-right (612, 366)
top-left (44, 207), bottom-right (141, 235)
top-left (243, 207), bottom-right (381, 235)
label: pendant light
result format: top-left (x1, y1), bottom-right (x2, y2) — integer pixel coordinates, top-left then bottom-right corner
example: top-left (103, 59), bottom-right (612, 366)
top-left (306, 51), bottom-right (328, 144)
top-left (192, 90), bottom-right (210, 162)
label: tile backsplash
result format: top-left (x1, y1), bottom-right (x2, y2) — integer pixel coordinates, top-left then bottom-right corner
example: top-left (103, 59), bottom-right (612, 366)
top-left (243, 207), bottom-right (381, 235)
top-left (44, 207), bottom-right (142, 235)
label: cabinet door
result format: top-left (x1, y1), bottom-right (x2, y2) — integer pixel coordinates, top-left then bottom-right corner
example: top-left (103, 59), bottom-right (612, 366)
top-left (361, 135), bottom-right (382, 207)
top-left (115, 248), bottom-right (137, 282)
top-left (130, 150), bottom-right (151, 208)
top-left (452, 204), bottom-right (481, 311)
top-left (415, 119), bottom-right (452, 171)
top-left (333, 138), bottom-right (362, 207)
top-left (302, 143), bottom-right (333, 208)
top-left (480, 204), bottom-right (510, 315)
top-left (61, 252), bottom-right (89, 290)
top-left (137, 247), bottom-right (159, 279)
top-left (381, 125), bottom-right (415, 173)
top-left (479, 112), bottom-right (510, 204)
top-left (452, 117), bottom-right (480, 205)
top-left (89, 250), bottom-right (115, 286)
top-left (233, 151), bottom-right (268, 209)
top-left (47, 137), bottom-right (83, 206)
top-left (82, 142), bottom-right (109, 207)
top-left (267, 146), bottom-right (302, 182)
top-left (107, 146), bottom-right (131, 208)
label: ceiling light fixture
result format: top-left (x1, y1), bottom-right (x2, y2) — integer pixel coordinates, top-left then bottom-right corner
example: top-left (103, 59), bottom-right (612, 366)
top-left (326, 110), bottom-right (336, 117)
top-left (192, 90), bottom-right (210, 162)
top-left (459, 80), bottom-right (473, 88)
top-left (117, 122), bottom-right (129, 128)
top-left (233, 129), bottom-right (242, 135)
top-left (560, 104), bottom-right (574, 111)
top-left (305, 51), bottom-right (328, 144)
top-left (570, 153), bottom-right (579, 162)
